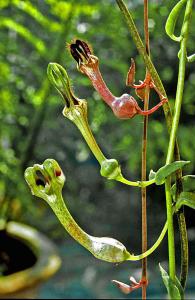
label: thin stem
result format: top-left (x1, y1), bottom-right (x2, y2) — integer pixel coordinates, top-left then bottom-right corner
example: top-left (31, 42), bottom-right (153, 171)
top-left (165, 0), bottom-right (193, 282)
top-left (166, 1), bottom-right (192, 163)
top-left (175, 145), bottom-right (188, 288)
top-left (116, 0), bottom-right (190, 287)
top-left (177, 209), bottom-right (188, 288)
top-left (139, 100), bottom-right (167, 115)
top-left (141, 84), bottom-right (149, 299)
top-left (117, 176), bottom-right (155, 187)
top-left (144, 0), bottom-right (150, 57)
top-left (72, 111), bottom-right (156, 187)
top-left (165, 179), bottom-right (176, 280)
top-left (141, 1), bottom-right (150, 298)
top-left (128, 221), bottom-right (168, 261)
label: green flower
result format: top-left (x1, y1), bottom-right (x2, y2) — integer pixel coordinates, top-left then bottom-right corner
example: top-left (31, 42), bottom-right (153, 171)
top-left (24, 159), bottom-right (65, 203)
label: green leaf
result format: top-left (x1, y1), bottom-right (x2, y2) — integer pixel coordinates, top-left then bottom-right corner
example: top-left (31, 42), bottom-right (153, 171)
top-left (0, 18), bottom-right (46, 54)
top-left (175, 276), bottom-right (184, 299)
top-left (155, 161), bottom-right (190, 185)
top-left (171, 175), bottom-right (195, 200)
top-left (175, 192), bottom-right (195, 211)
top-left (165, 0), bottom-right (187, 42)
top-left (13, 0), bottom-right (61, 32)
top-left (149, 169), bottom-right (156, 181)
top-left (159, 264), bottom-right (182, 299)
top-left (187, 53), bottom-right (195, 63)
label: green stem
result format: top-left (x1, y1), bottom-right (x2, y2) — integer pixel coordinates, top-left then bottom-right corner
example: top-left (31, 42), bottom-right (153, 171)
top-left (74, 114), bottom-right (106, 164)
top-left (117, 176), bottom-right (155, 187)
top-left (165, 179), bottom-right (176, 280)
top-left (177, 209), bottom-right (188, 288)
top-left (70, 108), bottom-right (156, 187)
top-left (116, 0), bottom-right (190, 287)
top-left (128, 221), bottom-right (168, 261)
top-left (187, 53), bottom-right (195, 62)
top-left (166, 0), bottom-right (193, 164)
top-left (165, 0), bottom-right (193, 282)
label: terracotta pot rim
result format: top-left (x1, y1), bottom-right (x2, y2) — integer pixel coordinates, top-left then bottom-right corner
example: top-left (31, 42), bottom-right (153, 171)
top-left (0, 221), bottom-right (61, 295)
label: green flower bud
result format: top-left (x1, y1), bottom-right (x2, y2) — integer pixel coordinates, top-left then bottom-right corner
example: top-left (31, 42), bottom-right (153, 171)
top-left (100, 159), bottom-right (122, 180)
top-left (47, 62), bottom-right (79, 108)
top-left (47, 62), bottom-right (89, 130)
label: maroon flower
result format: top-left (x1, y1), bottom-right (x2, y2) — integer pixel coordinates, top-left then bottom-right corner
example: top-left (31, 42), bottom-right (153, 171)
top-left (69, 39), bottom-right (167, 119)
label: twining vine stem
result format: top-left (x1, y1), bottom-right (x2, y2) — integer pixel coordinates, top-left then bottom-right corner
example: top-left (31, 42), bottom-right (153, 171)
top-left (115, 0), bottom-right (191, 287)
top-left (165, 0), bottom-right (193, 281)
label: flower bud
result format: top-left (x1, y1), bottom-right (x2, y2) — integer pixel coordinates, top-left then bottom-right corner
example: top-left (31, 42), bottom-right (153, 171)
top-left (100, 159), bottom-right (122, 180)
top-left (47, 62), bottom-right (79, 108)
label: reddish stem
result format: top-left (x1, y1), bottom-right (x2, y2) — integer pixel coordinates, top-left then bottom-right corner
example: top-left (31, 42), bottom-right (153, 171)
top-left (139, 98), bottom-right (167, 116)
top-left (142, 1), bottom-right (150, 298)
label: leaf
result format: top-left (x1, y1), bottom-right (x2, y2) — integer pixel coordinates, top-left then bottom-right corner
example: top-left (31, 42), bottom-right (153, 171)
top-left (155, 161), bottom-right (190, 185)
top-left (175, 192), bottom-right (195, 211)
top-left (13, 0), bottom-right (61, 32)
top-left (149, 169), bottom-right (156, 181)
top-left (159, 264), bottom-right (183, 299)
top-left (0, 18), bottom-right (46, 54)
top-left (187, 53), bottom-right (195, 63)
top-left (171, 175), bottom-right (195, 200)
top-left (165, 0), bottom-right (187, 42)
top-left (175, 276), bottom-right (184, 299)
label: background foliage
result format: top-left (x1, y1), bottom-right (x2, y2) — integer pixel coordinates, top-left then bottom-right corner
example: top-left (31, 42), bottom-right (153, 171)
top-left (0, 0), bottom-right (195, 297)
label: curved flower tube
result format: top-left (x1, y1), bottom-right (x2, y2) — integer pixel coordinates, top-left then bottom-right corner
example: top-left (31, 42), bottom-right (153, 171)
top-left (69, 39), bottom-right (167, 119)
top-left (47, 63), bottom-right (155, 188)
top-left (24, 159), bottom-right (167, 263)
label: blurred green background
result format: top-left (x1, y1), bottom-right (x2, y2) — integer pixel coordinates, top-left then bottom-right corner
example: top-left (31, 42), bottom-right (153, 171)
top-left (0, 0), bottom-right (195, 298)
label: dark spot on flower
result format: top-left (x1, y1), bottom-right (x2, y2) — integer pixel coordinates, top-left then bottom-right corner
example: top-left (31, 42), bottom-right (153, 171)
top-left (36, 179), bottom-right (45, 187)
top-left (35, 171), bottom-right (46, 186)
top-left (55, 170), bottom-right (61, 177)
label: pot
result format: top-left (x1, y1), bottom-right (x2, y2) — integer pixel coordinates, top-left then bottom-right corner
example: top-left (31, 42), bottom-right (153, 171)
top-left (0, 221), bottom-right (61, 297)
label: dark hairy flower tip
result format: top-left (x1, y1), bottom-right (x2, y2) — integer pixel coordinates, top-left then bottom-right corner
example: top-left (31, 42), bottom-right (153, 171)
top-left (70, 39), bottom-right (92, 65)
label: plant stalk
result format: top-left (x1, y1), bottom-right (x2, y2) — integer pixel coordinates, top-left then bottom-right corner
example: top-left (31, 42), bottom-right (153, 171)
top-left (116, 0), bottom-right (188, 287)
top-left (165, 0), bottom-right (193, 282)
top-left (141, 1), bottom-right (150, 298)
top-left (115, 0), bottom-right (190, 287)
